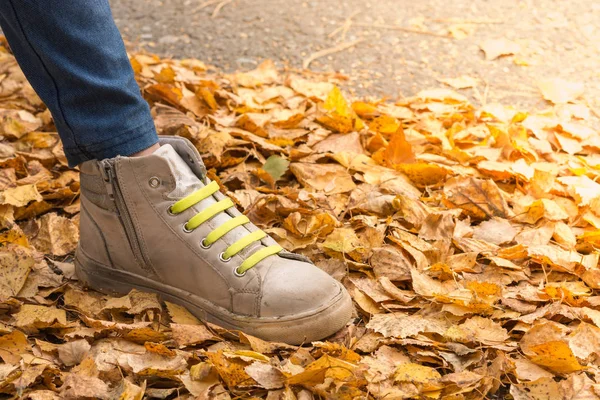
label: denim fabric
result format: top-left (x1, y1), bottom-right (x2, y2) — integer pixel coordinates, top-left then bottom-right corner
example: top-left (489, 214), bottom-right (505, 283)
top-left (0, 0), bottom-right (158, 167)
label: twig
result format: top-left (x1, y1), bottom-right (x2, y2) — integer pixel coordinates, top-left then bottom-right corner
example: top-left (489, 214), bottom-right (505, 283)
top-left (352, 22), bottom-right (448, 38)
top-left (193, 0), bottom-right (222, 13)
top-left (433, 18), bottom-right (504, 24)
top-left (329, 10), bottom-right (361, 40)
top-left (212, 0), bottom-right (234, 18)
top-left (303, 39), bottom-right (365, 69)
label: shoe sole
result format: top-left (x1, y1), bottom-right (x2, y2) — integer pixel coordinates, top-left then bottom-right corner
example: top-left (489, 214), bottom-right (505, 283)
top-left (74, 249), bottom-right (353, 345)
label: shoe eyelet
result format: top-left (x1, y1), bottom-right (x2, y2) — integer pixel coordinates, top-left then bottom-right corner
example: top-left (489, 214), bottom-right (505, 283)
top-left (167, 206), bottom-right (176, 216)
top-left (182, 224), bottom-right (194, 233)
top-left (200, 238), bottom-right (211, 249)
top-left (233, 267), bottom-right (246, 277)
top-left (219, 252), bottom-right (232, 263)
top-left (148, 177), bottom-right (161, 188)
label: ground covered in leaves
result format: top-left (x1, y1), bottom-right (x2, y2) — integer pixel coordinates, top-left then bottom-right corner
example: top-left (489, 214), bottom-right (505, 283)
top-left (0, 40), bottom-right (599, 399)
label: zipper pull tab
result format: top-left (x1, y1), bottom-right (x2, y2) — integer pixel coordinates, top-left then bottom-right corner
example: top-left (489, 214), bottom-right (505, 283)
top-left (100, 160), bottom-right (114, 200)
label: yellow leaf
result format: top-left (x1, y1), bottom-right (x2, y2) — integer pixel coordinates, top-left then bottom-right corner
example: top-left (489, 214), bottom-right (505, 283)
top-left (287, 355), bottom-right (358, 386)
top-left (394, 363), bottom-right (442, 392)
top-left (528, 341), bottom-right (584, 374)
top-left (155, 66), bottom-right (176, 84)
top-left (0, 330), bottom-right (30, 364)
top-left (197, 87), bottom-right (218, 110)
top-left (0, 184), bottom-right (42, 207)
top-left (13, 304), bottom-right (68, 329)
top-left (317, 86), bottom-right (360, 133)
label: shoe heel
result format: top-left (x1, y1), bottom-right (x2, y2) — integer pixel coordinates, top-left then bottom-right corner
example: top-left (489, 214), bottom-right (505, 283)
top-left (74, 250), bottom-right (131, 297)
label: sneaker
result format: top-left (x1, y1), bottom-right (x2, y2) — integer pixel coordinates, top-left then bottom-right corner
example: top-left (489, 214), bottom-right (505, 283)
top-left (75, 136), bottom-right (353, 344)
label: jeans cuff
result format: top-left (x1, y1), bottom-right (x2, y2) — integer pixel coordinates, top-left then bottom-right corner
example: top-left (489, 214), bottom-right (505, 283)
top-left (64, 119), bottom-right (159, 167)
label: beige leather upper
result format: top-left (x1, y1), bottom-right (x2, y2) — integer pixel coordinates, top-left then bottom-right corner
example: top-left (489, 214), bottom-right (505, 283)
top-left (78, 136), bottom-right (345, 318)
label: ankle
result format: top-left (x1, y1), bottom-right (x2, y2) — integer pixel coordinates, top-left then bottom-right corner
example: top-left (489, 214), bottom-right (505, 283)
top-left (130, 143), bottom-right (160, 157)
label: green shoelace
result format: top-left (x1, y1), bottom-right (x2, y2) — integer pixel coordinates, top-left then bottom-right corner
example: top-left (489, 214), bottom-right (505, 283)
top-left (169, 181), bottom-right (282, 275)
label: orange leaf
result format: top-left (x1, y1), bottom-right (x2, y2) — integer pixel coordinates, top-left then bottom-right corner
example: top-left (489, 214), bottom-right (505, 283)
top-left (383, 128), bottom-right (415, 166)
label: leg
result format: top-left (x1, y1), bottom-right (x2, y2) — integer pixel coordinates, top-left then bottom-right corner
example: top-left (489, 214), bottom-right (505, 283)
top-left (0, 0), bottom-right (158, 167)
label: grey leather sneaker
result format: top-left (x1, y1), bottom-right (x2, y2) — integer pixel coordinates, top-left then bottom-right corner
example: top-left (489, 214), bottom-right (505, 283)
top-left (74, 136), bottom-right (353, 344)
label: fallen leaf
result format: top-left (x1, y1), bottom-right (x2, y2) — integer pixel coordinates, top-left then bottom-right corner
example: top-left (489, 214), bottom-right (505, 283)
top-left (245, 361), bottom-right (286, 389)
top-left (538, 78), bottom-right (585, 104)
top-left (480, 38), bottom-right (521, 60)
top-left (0, 330), bottom-right (30, 364)
top-left (0, 184), bottom-right (42, 207)
top-left (0, 245), bottom-right (33, 301)
top-left (262, 155), bottom-right (290, 182)
top-left (165, 301), bottom-right (201, 325)
top-left (171, 323), bottom-right (217, 347)
top-left (31, 212), bottom-right (79, 256)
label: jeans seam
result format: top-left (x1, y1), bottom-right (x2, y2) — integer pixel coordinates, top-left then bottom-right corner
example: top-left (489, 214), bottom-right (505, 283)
top-left (62, 119), bottom-right (156, 152)
top-left (6, 0), bottom-right (92, 159)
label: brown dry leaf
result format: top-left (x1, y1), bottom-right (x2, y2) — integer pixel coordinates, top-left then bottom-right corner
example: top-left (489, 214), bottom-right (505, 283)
top-left (510, 377), bottom-right (560, 400)
top-left (568, 322), bottom-right (600, 361)
top-left (0, 109), bottom-right (42, 140)
top-left (370, 246), bottom-right (413, 281)
top-left (103, 289), bottom-right (162, 315)
top-left (60, 372), bottom-right (110, 399)
top-left (290, 163), bottom-right (356, 194)
top-left (418, 211), bottom-right (456, 241)
top-left (0, 245), bottom-right (33, 301)
top-left (444, 177), bottom-right (510, 220)
top-left (445, 316), bottom-right (509, 345)
top-left (472, 217), bottom-right (518, 245)
top-left (165, 301), bottom-right (201, 325)
top-left (63, 286), bottom-right (106, 318)
top-left (13, 304), bottom-right (68, 329)
top-left (171, 323), bottom-right (217, 347)
top-left (512, 356), bottom-right (554, 381)
top-left (313, 131), bottom-right (365, 155)
top-left (245, 361), bottom-right (286, 389)
top-left (31, 212), bottom-right (79, 256)
top-left (367, 313), bottom-right (450, 339)
top-left (58, 339), bottom-right (91, 366)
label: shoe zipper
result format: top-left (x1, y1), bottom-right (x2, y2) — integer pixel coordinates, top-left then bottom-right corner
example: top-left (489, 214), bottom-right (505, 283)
top-left (101, 159), bottom-right (153, 274)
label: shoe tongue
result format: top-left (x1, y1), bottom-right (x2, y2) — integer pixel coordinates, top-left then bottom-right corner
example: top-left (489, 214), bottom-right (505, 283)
top-left (155, 144), bottom-right (204, 198)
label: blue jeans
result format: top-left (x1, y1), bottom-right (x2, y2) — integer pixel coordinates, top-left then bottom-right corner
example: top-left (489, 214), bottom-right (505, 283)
top-left (0, 0), bottom-right (158, 167)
